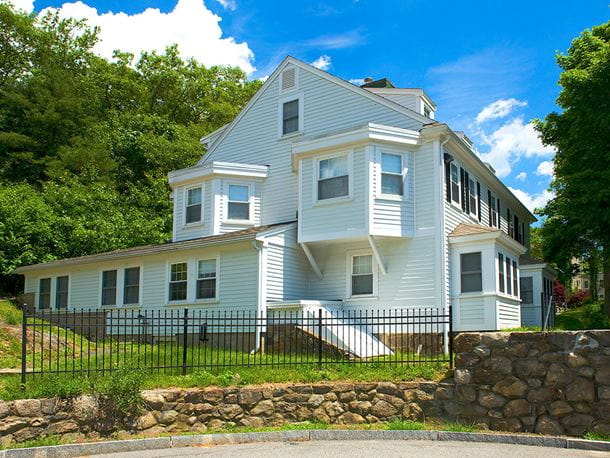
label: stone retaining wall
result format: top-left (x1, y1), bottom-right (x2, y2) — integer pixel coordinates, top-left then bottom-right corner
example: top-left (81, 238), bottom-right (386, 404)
top-left (0, 330), bottom-right (608, 444)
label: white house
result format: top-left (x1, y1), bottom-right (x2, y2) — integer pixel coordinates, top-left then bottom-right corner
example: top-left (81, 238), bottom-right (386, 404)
top-left (15, 56), bottom-right (554, 332)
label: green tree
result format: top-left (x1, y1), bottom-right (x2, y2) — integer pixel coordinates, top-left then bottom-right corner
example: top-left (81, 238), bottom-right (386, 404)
top-left (535, 21), bottom-right (610, 315)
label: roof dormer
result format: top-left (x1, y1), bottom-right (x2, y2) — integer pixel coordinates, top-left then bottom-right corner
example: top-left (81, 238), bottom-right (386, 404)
top-left (360, 79), bottom-right (436, 119)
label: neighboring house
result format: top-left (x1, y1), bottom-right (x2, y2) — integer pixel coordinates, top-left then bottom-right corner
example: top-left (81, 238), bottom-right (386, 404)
top-left (571, 258), bottom-right (605, 300)
top-left (519, 255), bottom-right (557, 327)
top-left (15, 56), bottom-right (554, 332)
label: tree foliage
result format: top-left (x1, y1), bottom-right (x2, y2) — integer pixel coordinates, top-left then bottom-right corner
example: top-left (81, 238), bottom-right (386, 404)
top-left (0, 4), bottom-right (262, 282)
top-left (535, 21), bottom-right (610, 314)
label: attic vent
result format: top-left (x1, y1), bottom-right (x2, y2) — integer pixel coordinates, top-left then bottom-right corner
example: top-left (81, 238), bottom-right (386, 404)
top-left (281, 67), bottom-right (296, 91)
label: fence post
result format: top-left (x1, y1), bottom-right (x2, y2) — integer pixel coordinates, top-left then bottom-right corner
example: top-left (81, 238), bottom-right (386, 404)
top-left (448, 305), bottom-right (454, 369)
top-left (317, 308), bottom-right (322, 369)
top-left (20, 306), bottom-right (27, 388)
top-left (182, 308), bottom-right (189, 376)
top-left (540, 292), bottom-right (545, 331)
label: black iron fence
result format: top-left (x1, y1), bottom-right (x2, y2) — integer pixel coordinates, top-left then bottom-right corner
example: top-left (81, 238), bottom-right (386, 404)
top-left (20, 306), bottom-right (453, 382)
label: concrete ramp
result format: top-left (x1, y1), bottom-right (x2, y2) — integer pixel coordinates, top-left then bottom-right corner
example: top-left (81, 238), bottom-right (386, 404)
top-left (299, 305), bottom-right (393, 358)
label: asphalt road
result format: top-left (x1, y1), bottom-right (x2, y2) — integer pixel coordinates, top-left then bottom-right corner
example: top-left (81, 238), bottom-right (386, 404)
top-left (85, 439), bottom-right (606, 457)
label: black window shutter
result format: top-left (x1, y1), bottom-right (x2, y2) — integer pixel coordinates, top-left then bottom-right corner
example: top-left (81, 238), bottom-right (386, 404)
top-left (445, 161), bottom-right (451, 202)
top-left (460, 168), bottom-right (465, 211)
top-left (477, 182), bottom-right (481, 221)
top-left (464, 171), bottom-right (470, 213)
top-left (487, 190), bottom-right (492, 226)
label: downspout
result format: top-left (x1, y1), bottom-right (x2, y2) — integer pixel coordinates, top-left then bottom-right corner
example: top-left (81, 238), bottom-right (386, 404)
top-left (440, 136), bottom-right (451, 356)
top-left (251, 240), bottom-right (268, 354)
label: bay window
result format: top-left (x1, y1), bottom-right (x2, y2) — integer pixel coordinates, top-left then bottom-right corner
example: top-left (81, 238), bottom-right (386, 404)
top-left (460, 252), bottom-right (482, 293)
top-left (506, 256), bottom-right (513, 295)
top-left (381, 153), bottom-right (403, 196)
top-left (498, 254), bottom-right (505, 293)
top-left (185, 187), bottom-right (202, 224)
top-left (227, 185), bottom-right (250, 220)
top-left (520, 277), bottom-right (533, 303)
top-left (318, 155), bottom-right (349, 201)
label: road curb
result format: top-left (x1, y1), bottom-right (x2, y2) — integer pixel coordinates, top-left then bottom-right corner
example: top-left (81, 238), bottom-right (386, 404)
top-left (1, 429), bottom-right (609, 457)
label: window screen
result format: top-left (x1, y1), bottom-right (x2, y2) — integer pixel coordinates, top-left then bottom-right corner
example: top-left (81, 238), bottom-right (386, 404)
top-left (460, 252), bottom-right (482, 293)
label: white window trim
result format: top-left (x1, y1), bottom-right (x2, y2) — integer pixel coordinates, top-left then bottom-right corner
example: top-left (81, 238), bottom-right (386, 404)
top-left (99, 269), bottom-right (119, 307)
top-left (378, 151), bottom-right (408, 201)
top-left (450, 162), bottom-right (461, 209)
top-left (280, 65), bottom-right (298, 93)
top-left (224, 181), bottom-right (254, 225)
top-left (183, 184), bottom-right (204, 227)
top-left (122, 265), bottom-right (143, 307)
top-left (313, 150), bottom-right (353, 206)
top-left (194, 257), bottom-right (220, 304)
top-left (278, 92), bottom-right (304, 139)
top-left (345, 250), bottom-right (378, 299)
top-left (36, 274), bottom-right (70, 310)
top-left (167, 261), bottom-right (189, 304)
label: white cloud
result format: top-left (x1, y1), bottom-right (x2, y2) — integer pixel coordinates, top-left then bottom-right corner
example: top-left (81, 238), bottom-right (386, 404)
top-left (475, 98), bottom-right (527, 124)
top-left (39, 0), bottom-right (255, 74)
top-left (516, 172), bottom-right (527, 181)
top-left (509, 187), bottom-right (554, 213)
top-left (536, 160), bottom-right (554, 177)
top-left (477, 116), bottom-right (555, 177)
top-left (258, 75), bottom-right (269, 82)
top-left (311, 54), bottom-right (331, 71)
top-left (6, 0), bottom-right (34, 12)
top-left (305, 29), bottom-right (365, 49)
top-left (348, 78), bottom-right (365, 86)
top-left (216, 0), bottom-right (236, 10)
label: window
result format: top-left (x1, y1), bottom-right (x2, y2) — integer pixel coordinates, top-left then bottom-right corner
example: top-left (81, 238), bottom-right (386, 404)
top-left (169, 263), bottom-right (188, 302)
top-left (55, 276), bottom-right (69, 309)
top-left (498, 254), bottom-right (505, 293)
top-left (197, 259), bottom-right (217, 300)
top-left (460, 252), bottom-right (482, 293)
top-left (282, 99), bottom-right (299, 135)
top-left (520, 277), bottom-right (533, 303)
top-left (512, 261), bottom-right (519, 296)
top-left (123, 267), bottom-right (140, 305)
top-left (318, 155), bottom-right (349, 200)
top-left (39, 278), bottom-right (51, 309)
top-left (185, 187), bottom-right (202, 224)
top-left (450, 163), bottom-right (460, 204)
top-left (101, 270), bottom-right (117, 306)
top-left (507, 208), bottom-right (514, 238)
top-left (423, 105), bottom-right (431, 118)
top-left (227, 185), bottom-right (250, 220)
top-left (506, 256), bottom-right (512, 295)
top-left (468, 178), bottom-right (477, 217)
top-left (381, 153), bottom-right (403, 196)
top-left (351, 254), bottom-right (373, 296)
top-left (489, 192), bottom-right (499, 228)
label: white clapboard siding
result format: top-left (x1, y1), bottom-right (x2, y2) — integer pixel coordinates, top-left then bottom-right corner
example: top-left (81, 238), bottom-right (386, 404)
top-left (173, 180), bottom-right (214, 242)
top-left (201, 65), bottom-right (424, 227)
top-left (299, 146), bottom-right (368, 242)
top-left (373, 93), bottom-right (419, 112)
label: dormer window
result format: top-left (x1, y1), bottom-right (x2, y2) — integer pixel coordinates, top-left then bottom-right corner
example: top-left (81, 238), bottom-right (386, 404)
top-left (282, 99), bottom-right (299, 135)
top-left (381, 153), bottom-right (403, 196)
top-left (424, 105), bottom-right (432, 118)
top-left (228, 184), bottom-right (250, 220)
top-left (185, 187), bottom-right (202, 224)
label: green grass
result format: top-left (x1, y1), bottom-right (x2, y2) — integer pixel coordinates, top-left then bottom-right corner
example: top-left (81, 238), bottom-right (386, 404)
top-left (555, 303), bottom-right (610, 330)
top-left (0, 300), bottom-right (22, 325)
top-left (0, 435), bottom-right (64, 450)
top-left (385, 420), bottom-right (425, 430)
top-left (501, 326), bottom-right (541, 332)
top-left (583, 432), bottom-right (610, 442)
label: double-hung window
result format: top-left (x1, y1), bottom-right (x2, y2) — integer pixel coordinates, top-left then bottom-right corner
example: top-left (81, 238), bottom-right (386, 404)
top-left (468, 178), bottom-right (477, 217)
top-left (282, 99), bottom-right (299, 135)
top-left (489, 192), bottom-right (499, 228)
top-left (520, 277), bottom-right (533, 303)
top-left (506, 256), bottom-right (513, 295)
top-left (381, 153), bottom-right (403, 196)
top-left (350, 254), bottom-right (374, 296)
top-left (512, 260), bottom-right (519, 296)
top-left (227, 185), bottom-right (250, 220)
top-left (101, 270), bottom-right (117, 306)
top-left (460, 252), bottom-right (482, 293)
top-left (450, 163), bottom-right (460, 205)
top-left (197, 259), bottom-right (217, 300)
top-left (318, 155), bottom-right (349, 201)
top-left (169, 262), bottom-right (188, 302)
top-left (498, 254), bottom-right (505, 293)
top-left (185, 187), bottom-right (202, 224)
top-left (39, 278), bottom-right (51, 309)
top-left (123, 267), bottom-right (140, 305)
top-left (55, 276), bottom-right (69, 309)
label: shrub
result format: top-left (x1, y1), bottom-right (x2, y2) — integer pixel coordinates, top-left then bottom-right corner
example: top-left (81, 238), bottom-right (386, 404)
top-left (568, 289), bottom-right (590, 308)
top-left (100, 367), bottom-right (144, 418)
top-left (553, 281), bottom-right (567, 306)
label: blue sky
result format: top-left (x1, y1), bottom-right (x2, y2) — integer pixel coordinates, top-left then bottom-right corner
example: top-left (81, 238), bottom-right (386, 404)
top-left (15, 0), bottom-right (610, 214)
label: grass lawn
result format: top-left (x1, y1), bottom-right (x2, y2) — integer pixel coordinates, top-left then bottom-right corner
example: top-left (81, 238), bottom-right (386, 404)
top-left (555, 303), bottom-right (610, 330)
